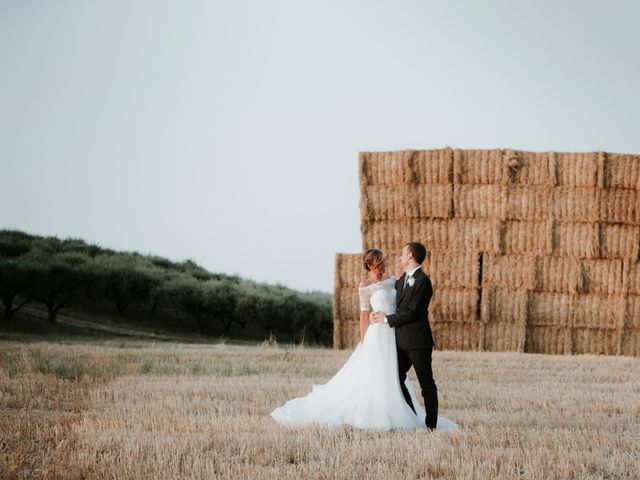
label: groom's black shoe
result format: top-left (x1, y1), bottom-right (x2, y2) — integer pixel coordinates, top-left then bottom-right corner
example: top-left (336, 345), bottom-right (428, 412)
top-left (425, 417), bottom-right (438, 430)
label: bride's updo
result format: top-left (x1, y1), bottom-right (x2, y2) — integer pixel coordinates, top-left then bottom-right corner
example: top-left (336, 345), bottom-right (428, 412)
top-left (362, 248), bottom-right (384, 271)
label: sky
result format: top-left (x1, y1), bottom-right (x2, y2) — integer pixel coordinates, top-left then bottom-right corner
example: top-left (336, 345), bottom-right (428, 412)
top-left (1, 1), bottom-right (639, 293)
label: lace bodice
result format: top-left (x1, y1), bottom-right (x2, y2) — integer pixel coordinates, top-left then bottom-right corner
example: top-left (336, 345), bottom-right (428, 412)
top-left (358, 276), bottom-right (397, 315)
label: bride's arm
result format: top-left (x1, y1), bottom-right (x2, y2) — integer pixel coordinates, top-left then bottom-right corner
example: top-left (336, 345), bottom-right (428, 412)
top-left (359, 310), bottom-right (370, 342)
top-left (358, 282), bottom-right (371, 342)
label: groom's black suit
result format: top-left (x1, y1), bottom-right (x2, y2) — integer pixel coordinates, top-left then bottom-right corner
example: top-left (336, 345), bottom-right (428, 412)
top-left (385, 267), bottom-right (438, 429)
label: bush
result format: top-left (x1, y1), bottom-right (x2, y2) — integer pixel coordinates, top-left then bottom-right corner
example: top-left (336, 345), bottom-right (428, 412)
top-left (0, 229), bottom-right (333, 344)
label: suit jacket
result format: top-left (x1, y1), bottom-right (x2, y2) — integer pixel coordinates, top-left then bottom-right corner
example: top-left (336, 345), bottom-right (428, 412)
top-left (386, 267), bottom-right (435, 350)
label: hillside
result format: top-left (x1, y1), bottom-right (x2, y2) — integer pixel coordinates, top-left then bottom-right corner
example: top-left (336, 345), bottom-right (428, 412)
top-left (0, 229), bottom-right (332, 344)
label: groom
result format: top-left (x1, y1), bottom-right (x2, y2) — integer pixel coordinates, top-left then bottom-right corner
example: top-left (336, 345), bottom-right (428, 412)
top-left (370, 242), bottom-right (438, 430)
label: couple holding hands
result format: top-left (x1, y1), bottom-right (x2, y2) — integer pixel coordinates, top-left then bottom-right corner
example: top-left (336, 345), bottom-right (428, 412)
top-left (271, 242), bottom-right (457, 432)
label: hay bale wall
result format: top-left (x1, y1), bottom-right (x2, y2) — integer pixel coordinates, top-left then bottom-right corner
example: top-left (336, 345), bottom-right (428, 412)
top-left (335, 148), bottom-right (640, 356)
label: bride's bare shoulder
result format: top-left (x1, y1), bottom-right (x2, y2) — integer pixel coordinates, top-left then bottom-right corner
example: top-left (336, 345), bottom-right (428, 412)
top-left (359, 277), bottom-right (394, 289)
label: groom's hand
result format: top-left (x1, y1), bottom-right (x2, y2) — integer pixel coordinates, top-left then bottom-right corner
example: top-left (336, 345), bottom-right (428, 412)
top-left (370, 311), bottom-right (384, 323)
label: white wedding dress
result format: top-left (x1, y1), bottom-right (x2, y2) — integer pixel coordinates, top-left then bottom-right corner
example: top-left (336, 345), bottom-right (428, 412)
top-left (271, 276), bottom-right (458, 431)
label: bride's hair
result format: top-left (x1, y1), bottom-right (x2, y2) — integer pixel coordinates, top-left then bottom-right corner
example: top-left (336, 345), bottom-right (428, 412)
top-left (362, 248), bottom-right (384, 271)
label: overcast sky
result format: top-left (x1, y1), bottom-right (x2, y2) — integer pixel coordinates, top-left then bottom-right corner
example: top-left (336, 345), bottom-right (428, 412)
top-left (1, 1), bottom-right (639, 292)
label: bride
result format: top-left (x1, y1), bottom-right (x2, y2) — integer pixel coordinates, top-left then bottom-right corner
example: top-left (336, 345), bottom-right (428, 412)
top-left (270, 248), bottom-right (457, 431)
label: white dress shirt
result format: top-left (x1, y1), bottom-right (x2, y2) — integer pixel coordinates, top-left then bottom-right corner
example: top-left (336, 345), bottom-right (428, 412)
top-left (403, 265), bottom-right (421, 287)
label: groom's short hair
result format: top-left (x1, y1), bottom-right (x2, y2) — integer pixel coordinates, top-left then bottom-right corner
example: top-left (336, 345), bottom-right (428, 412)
top-left (405, 242), bottom-right (427, 264)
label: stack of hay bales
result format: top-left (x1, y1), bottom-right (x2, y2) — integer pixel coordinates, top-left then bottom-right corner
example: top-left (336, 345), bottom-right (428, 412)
top-left (333, 148), bottom-right (640, 357)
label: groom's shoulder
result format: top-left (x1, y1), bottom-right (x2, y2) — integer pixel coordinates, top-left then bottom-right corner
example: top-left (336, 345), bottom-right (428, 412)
top-left (417, 268), bottom-right (432, 284)
top-left (416, 267), bottom-right (428, 279)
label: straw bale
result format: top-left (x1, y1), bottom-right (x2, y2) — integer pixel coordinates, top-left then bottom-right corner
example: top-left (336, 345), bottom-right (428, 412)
top-left (483, 253), bottom-right (535, 289)
top-left (622, 259), bottom-right (640, 296)
top-left (362, 148), bottom-right (640, 189)
top-left (597, 188), bottom-right (639, 225)
top-left (358, 151), bottom-right (405, 187)
top-left (602, 153), bottom-right (640, 190)
top-left (333, 315), bottom-right (349, 349)
top-left (482, 321), bottom-right (526, 352)
top-left (360, 222), bottom-right (453, 260)
top-left (331, 292), bottom-right (343, 348)
top-left (331, 289), bottom-right (357, 349)
top-left (599, 224), bottom-right (640, 260)
top-left (614, 294), bottom-right (627, 331)
top-left (413, 148), bottom-right (454, 184)
top-left (572, 294), bottom-right (619, 329)
top-left (409, 219), bottom-right (451, 251)
top-left (335, 323), bottom-right (358, 349)
top-left (359, 149), bottom-right (456, 187)
top-left (359, 183), bottom-right (374, 223)
top-left (453, 185), bottom-right (506, 219)
top-left (332, 323), bottom-right (345, 349)
top-left (335, 289), bottom-right (359, 321)
top-left (551, 221), bottom-right (599, 258)
top-left (333, 254), bottom-right (367, 349)
top-left (333, 289), bottom-right (361, 348)
top-left (361, 220), bottom-right (412, 254)
top-left (572, 328), bottom-right (618, 355)
top-left (358, 151), bottom-right (375, 187)
top-left (500, 220), bottom-right (551, 255)
top-left (362, 185), bottom-right (453, 221)
top-left (551, 187), bottom-right (599, 222)
top-left (548, 152), bottom-right (559, 186)
top-left (619, 328), bottom-right (640, 356)
top-left (334, 254), bottom-right (364, 289)
top-left (415, 184), bottom-right (454, 219)
top-left (623, 295), bottom-right (640, 329)
top-left (580, 259), bottom-right (623, 295)
top-left (526, 326), bottom-right (572, 354)
top-left (348, 321), bottom-right (360, 346)
top-left (429, 251), bottom-right (480, 289)
top-left (449, 218), bottom-right (501, 253)
top-left (596, 151), bottom-right (606, 189)
top-left (554, 152), bottom-right (598, 187)
top-left (401, 150), bottom-right (422, 185)
top-left (505, 186), bottom-right (551, 221)
top-left (502, 150), bottom-right (553, 186)
top-left (351, 148), bottom-right (640, 355)
top-left (533, 256), bottom-right (583, 294)
top-left (360, 186), bottom-right (393, 221)
top-left (528, 292), bottom-right (573, 326)
top-left (453, 149), bottom-right (505, 185)
top-left (432, 321), bottom-right (480, 351)
top-left (430, 287), bottom-right (478, 323)
top-left (480, 287), bottom-right (528, 324)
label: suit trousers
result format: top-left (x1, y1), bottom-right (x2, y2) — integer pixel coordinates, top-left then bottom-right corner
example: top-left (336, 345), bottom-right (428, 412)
top-left (397, 346), bottom-right (439, 429)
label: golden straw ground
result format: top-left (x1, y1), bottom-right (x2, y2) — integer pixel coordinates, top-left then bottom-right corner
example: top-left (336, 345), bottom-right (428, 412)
top-left (1, 339), bottom-right (639, 479)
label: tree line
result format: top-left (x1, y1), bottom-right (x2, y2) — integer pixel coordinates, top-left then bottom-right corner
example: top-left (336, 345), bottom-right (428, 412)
top-left (0, 230), bottom-right (332, 343)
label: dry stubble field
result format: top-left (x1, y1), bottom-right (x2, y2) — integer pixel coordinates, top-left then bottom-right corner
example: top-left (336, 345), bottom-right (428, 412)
top-left (1, 339), bottom-right (639, 479)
